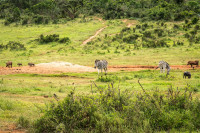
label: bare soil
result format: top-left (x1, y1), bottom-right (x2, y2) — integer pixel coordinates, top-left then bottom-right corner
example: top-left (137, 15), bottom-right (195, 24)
top-left (0, 62), bottom-right (198, 75)
top-left (82, 26), bottom-right (107, 45)
top-left (0, 124), bottom-right (26, 133)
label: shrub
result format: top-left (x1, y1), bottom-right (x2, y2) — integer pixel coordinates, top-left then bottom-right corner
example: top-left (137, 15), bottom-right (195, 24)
top-left (0, 43), bottom-right (5, 50)
top-left (39, 34), bottom-right (59, 43)
top-left (191, 17), bottom-right (199, 24)
top-left (13, 7), bottom-right (21, 22)
top-left (174, 13), bottom-right (185, 21)
top-left (38, 34), bottom-right (71, 44)
top-left (136, 24), bottom-right (141, 29)
top-left (17, 116), bottom-right (30, 128)
top-left (34, 15), bottom-right (44, 24)
top-left (143, 31), bottom-right (152, 38)
top-left (185, 33), bottom-right (190, 38)
top-left (173, 24), bottom-right (180, 29)
top-left (22, 18), bottom-right (29, 25)
top-left (4, 17), bottom-right (14, 25)
top-left (33, 83), bottom-right (200, 132)
top-left (121, 27), bottom-right (131, 33)
top-left (194, 24), bottom-right (200, 30)
top-left (154, 28), bottom-right (165, 37)
top-left (58, 37), bottom-right (71, 44)
top-left (5, 41), bottom-right (26, 51)
top-left (123, 34), bottom-right (139, 44)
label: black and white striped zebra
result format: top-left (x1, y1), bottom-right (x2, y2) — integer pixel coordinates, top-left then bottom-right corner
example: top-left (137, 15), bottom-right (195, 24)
top-left (156, 60), bottom-right (170, 75)
top-left (94, 59), bottom-right (108, 77)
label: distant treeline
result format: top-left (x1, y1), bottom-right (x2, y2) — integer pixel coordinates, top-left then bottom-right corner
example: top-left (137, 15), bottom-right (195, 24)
top-left (0, 0), bottom-right (200, 25)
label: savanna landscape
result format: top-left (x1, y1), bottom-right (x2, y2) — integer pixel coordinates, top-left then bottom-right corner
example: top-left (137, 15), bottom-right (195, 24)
top-left (0, 0), bottom-right (200, 132)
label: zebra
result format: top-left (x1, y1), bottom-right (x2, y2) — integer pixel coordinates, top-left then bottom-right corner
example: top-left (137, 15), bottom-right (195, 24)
top-left (156, 60), bottom-right (170, 75)
top-left (94, 59), bottom-right (108, 77)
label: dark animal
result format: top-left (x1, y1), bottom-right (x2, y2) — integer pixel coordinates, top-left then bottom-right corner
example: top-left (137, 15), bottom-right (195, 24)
top-left (43, 95), bottom-right (49, 98)
top-left (6, 61), bottom-right (12, 68)
top-left (183, 71), bottom-right (191, 79)
top-left (28, 63), bottom-right (35, 67)
top-left (187, 60), bottom-right (199, 67)
top-left (94, 59), bottom-right (108, 77)
top-left (17, 63), bottom-right (22, 67)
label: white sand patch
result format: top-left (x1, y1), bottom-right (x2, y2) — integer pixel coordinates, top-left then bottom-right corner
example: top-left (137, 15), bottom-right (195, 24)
top-left (36, 62), bottom-right (96, 72)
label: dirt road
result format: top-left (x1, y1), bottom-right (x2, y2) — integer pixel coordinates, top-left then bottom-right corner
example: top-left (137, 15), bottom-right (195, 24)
top-left (0, 62), bottom-right (198, 75)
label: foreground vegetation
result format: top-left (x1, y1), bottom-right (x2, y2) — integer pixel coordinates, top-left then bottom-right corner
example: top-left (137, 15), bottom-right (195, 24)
top-left (34, 82), bottom-right (200, 132)
top-left (0, 69), bottom-right (200, 131)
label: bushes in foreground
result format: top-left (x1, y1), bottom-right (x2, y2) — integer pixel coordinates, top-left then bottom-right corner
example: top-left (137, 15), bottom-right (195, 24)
top-left (33, 82), bottom-right (200, 132)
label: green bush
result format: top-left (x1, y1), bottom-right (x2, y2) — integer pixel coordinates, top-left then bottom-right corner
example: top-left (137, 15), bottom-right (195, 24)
top-left (17, 116), bottom-right (30, 128)
top-left (191, 17), bottom-right (199, 24)
top-left (39, 34), bottom-right (59, 43)
top-left (33, 83), bottom-right (200, 132)
top-left (123, 34), bottom-right (139, 44)
top-left (38, 34), bottom-right (71, 44)
top-left (0, 43), bottom-right (5, 50)
top-left (58, 37), bottom-right (71, 44)
top-left (34, 15), bottom-right (44, 24)
top-left (5, 41), bottom-right (26, 51)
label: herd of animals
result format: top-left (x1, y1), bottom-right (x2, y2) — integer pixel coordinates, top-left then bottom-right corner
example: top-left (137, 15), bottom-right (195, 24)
top-left (5, 61), bottom-right (35, 68)
top-left (4, 60), bottom-right (199, 79)
top-left (94, 59), bottom-right (199, 79)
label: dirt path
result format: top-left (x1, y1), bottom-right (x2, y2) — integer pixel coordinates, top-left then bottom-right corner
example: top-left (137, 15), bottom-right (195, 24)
top-left (82, 26), bottom-right (107, 45)
top-left (81, 18), bottom-right (138, 45)
top-left (0, 62), bottom-right (198, 75)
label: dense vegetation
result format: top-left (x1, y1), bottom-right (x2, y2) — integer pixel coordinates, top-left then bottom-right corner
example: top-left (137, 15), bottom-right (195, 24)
top-left (0, 0), bottom-right (200, 25)
top-left (33, 82), bottom-right (200, 132)
top-left (84, 19), bottom-right (200, 51)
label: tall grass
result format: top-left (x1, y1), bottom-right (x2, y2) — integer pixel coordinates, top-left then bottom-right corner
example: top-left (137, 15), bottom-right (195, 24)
top-left (33, 81), bottom-right (200, 132)
top-left (0, 98), bottom-right (15, 111)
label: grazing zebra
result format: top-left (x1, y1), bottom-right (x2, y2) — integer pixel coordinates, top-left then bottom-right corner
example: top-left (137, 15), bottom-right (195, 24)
top-left (94, 59), bottom-right (108, 77)
top-left (156, 60), bottom-right (170, 75)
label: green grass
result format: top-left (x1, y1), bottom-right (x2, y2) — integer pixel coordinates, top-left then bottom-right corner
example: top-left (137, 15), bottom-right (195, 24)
top-left (0, 70), bottom-right (200, 130)
top-left (0, 18), bottom-right (199, 67)
top-left (0, 16), bottom-right (200, 131)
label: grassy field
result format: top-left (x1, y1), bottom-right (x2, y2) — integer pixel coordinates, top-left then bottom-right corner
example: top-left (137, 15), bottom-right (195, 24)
top-left (0, 17), bottom-right (199, 67)
top-left (0, 16), bottom-right (200, 131)
top-left (0, 70), bottom-right (200, 130)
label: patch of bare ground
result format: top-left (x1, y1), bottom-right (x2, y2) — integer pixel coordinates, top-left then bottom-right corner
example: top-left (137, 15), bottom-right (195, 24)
top-left (0, 62), bottom-right (199, 75)
top-left (0, 62), bottom-right (96, 75)
top-left (122, 19), bottom-right (138, 28)
top-left (0, 124), bottom-right (26, 133)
